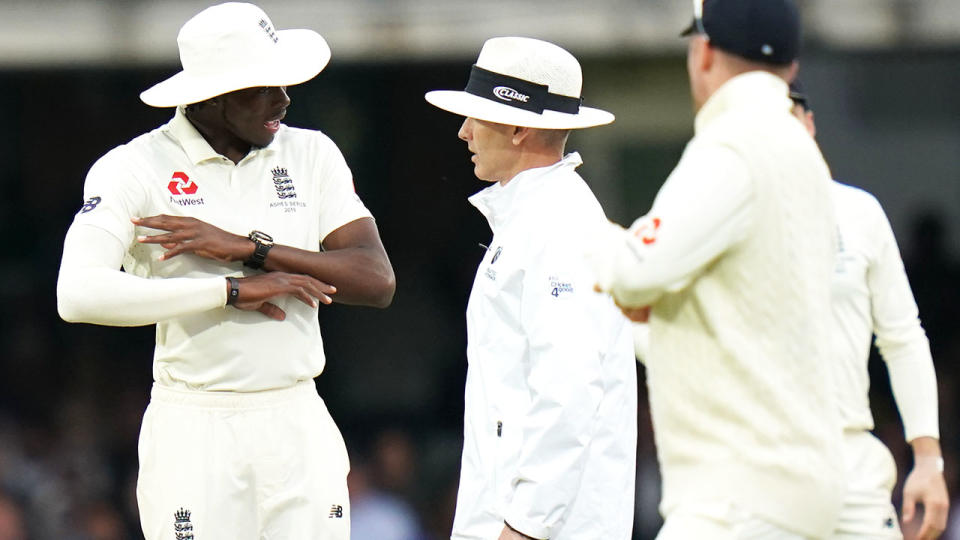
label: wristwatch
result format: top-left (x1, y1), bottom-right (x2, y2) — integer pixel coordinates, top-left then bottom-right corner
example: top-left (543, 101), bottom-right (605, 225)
top-left (243, 230), bottom-right (274, 269)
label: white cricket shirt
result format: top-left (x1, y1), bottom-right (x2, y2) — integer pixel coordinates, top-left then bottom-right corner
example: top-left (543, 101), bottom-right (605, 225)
top-left (60, 108), bottom-right (371, 391)
top-left (829, 181), bottom-right (939, 441)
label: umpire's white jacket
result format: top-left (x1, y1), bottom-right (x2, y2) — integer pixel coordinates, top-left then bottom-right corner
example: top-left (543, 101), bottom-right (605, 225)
top-left (452, 153), bottom-right (637, 540)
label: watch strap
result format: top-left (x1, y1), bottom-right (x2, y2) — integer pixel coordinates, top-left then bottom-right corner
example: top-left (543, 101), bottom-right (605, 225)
top-left (243, 231), bottom-right (273, 269)
top-left (226, 277), bottom-right (240, 306)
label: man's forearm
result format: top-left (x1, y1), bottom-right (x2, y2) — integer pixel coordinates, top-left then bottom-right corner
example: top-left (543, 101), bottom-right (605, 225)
top-left (911, 436), bottom-right (943, 463)
top-left (262, 245), bottom-right (395, 307)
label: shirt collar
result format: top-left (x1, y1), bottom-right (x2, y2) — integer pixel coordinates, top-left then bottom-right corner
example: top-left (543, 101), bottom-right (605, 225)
top-left (468, 152), bottom-right (583, 231)
top-left (694, 71), bottom-right (792, 134)
top-left (163, 107), bottom-right (278, 165)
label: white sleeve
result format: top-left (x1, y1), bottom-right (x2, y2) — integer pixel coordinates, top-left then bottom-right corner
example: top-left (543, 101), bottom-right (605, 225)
top-left (591, 141), bottom-right (753, 307)
top-left (57, 224), bottom-right (228, 327)
top-left (867, 202), bottom-right (940, 441)
top-left (502, 236), bottom-right (609, 539)
top-left (315, 134), bottom-right (373, 243)
top-left (72, 150), bottom-right (146, 249)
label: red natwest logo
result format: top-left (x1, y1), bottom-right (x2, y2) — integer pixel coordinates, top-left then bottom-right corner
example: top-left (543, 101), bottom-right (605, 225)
top-left (633, 217), bottom-right (661, 245)
top-left (168, 172), bottom-right (198, 195)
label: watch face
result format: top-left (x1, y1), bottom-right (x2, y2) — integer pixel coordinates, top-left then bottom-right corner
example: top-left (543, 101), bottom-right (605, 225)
top-left (249, 230), bottom-right (274, 245)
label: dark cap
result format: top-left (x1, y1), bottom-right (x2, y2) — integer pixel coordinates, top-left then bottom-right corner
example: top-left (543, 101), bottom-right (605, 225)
top-left (788, 79), bottom-right (811, 111)
top-left (681, 0), bottom-right (801, 65)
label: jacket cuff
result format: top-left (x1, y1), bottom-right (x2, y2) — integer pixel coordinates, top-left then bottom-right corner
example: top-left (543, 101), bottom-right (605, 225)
top-left (502, 512), bottom-right (550, 540)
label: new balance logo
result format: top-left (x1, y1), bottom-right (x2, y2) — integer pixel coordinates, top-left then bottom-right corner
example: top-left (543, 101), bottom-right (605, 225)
top-left (79, 196), bottom-right (101, 214)
top-left (329, 504), bottom-right (343, 518)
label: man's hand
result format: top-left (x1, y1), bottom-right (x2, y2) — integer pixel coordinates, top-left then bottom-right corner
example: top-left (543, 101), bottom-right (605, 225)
top-left (902, 438), bottom-right (949, 540)
top-left (133, 215), bottom-right (254, 262)
top-left (230, 272), bottom-right (336, 321)
top-left (593, 284), bottom-right (650, 322)
top-left (617, 304), bottom-right (650, 322)
top-left (498, 524), bottom-right (537, 540)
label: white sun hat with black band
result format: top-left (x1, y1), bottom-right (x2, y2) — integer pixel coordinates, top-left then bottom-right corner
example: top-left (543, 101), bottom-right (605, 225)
top-left (140, 2), bottom-right (331, 108)
top-left (425, 37), bottom-right (614, 130)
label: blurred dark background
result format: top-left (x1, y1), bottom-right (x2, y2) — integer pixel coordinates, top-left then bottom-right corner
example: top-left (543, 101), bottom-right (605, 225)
top-left (2, 1), bottom-right (960, 539)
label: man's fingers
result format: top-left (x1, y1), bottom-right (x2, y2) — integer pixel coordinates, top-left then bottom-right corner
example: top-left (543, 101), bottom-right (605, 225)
top-left (292, 276), bottom-right (336, 305)
top-left (916, 518), bottom-right (937, 540)
top-left (919, 498), bottom-right (949, 540)
top-left (291, 287), bottom-right (319, 308)
top-left (132, 214), bottom-right (174, 229)
top-left (621, 306), bottom-right (651, 322)
top-left (137, 233), bottom-right (174, 244)
top-left (306, 281), bottom-right (336, 303)
top-left (256, 303), bottom-right (286, 321)
top-left (902, 494), bottom-right (917, 524)
top-left (138, 230), bottom-right (194, 244)
top-left (158, 245), bottom-right (191, 261)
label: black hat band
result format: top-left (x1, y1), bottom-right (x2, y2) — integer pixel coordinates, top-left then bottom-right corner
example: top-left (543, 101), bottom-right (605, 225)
top-left (464, 65), bottom-right (582, 115)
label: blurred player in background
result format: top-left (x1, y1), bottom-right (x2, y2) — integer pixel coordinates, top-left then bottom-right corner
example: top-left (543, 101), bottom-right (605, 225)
top-left (790, 81), bottom-right (949, 540)
top-left (590, 0), bottom-right (845, 537)
top-left (425, 37), bottom-right (637, 540)
top-left (56, 3), bottom-right (394, 539)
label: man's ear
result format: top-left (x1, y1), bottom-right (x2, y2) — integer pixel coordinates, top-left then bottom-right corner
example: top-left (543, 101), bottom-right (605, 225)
top-left (786, 61), bottom-right (800, 86)
top-left (512, 126), bottom-right (531, 146)
top-left (805, 110), bottom-right (817, 138)
top-left (697, 37), bottom-right (714, 73)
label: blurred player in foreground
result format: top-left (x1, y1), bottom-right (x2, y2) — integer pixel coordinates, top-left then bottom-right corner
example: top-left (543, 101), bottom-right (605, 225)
top-left (425, 37), bottom-right (637, 540)
top-left (56, 3), bottom-right (394, 539)
top-left (590, 0), bottom-right (845, 537)
top-left (790, 81), bottom-right (949, 540)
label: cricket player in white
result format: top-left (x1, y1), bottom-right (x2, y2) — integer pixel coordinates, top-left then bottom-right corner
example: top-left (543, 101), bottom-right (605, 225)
top-left (789, 84), bottom-right (949, 540)
top-left (56, 4), bottom-right (395, 539)
top-left (591, 0), bottom-right (845, 538)
top-left (425, 38), bottom-right (637, 540)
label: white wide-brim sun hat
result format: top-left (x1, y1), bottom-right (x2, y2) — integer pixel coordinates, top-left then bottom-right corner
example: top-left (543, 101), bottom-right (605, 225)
top-left (425, 37), bottom-right (614, 130)
top-left (140, 2), bottom-right (331, 108)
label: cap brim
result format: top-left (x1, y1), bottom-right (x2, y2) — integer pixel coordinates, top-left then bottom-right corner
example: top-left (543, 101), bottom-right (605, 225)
top-left (680, 18), bottom-right (701, 37)
top-left (140, 29), bottom-right (331, 107)
top-left (424, 90), bottom-right (614, 130)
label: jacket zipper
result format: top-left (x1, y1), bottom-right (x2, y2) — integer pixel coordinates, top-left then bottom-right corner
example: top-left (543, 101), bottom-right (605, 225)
top-left (497, 420), bottom-right (502, 437)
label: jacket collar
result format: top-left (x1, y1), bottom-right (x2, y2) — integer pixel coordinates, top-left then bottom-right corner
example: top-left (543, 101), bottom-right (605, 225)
top-left (163, 106), bottom-right (278, 165)
top-left (694, 71), bottom-right (792, 134)
top-left (468, 152), bottom-right (582, 232)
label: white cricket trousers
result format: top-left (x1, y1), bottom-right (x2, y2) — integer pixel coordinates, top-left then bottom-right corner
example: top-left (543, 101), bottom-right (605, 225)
top-left (136, 380), bottom-right (350, 540)
top-left (655, 501), bottom-right (812, 540)
top-left (830, 430), bottom-right (902, 539)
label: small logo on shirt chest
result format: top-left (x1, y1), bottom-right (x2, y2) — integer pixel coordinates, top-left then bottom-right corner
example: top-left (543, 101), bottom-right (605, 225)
top-left (549, 276), bottom-right (574, 297)
top-left (173, 507), bottom-right (194, 539)
top-left (167, 172), bottom-right (204, 206)
top-left (272, 166), bottom-right (297, 199)
top-left (268, 165), bottom-right (306, 213)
